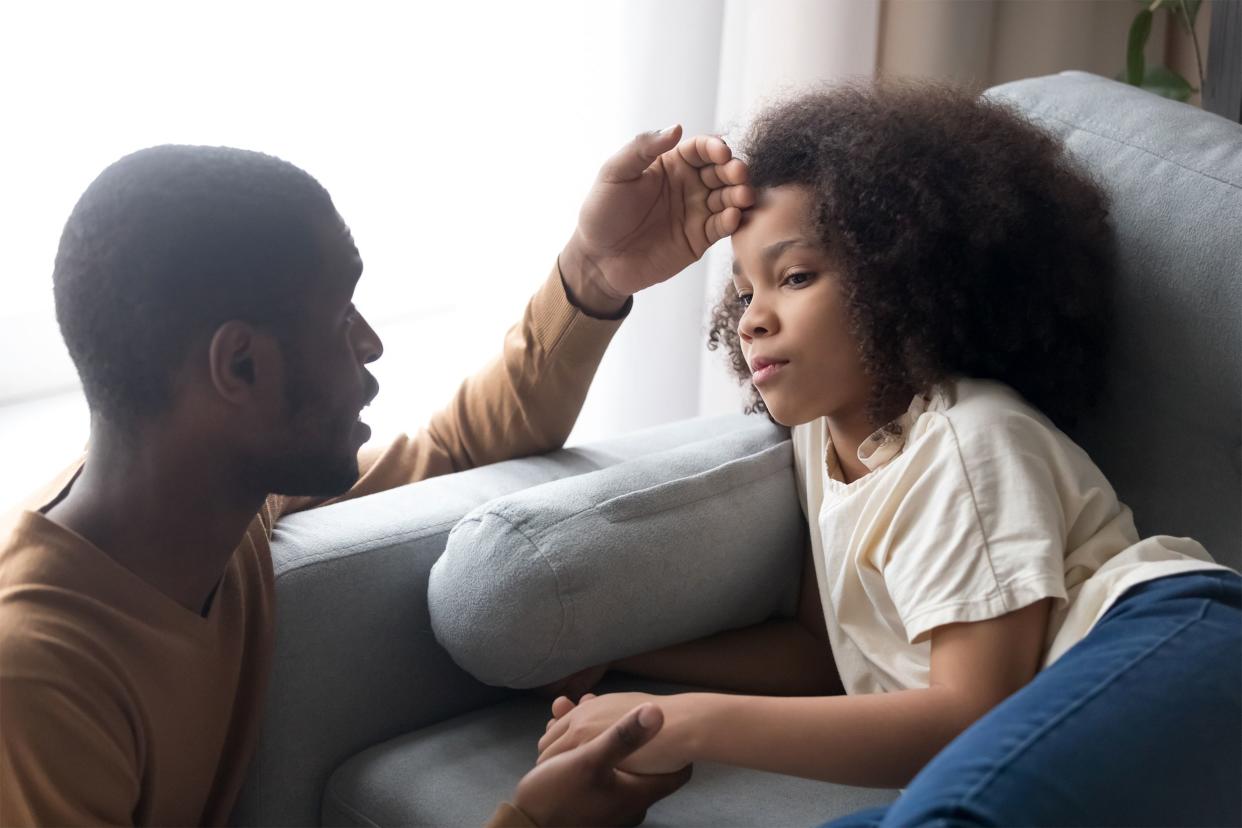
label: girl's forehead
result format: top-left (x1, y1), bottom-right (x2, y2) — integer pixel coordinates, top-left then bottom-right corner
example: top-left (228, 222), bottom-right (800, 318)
top-left (732, 186), bottom-right (821, 269)
top-left (736, 187), bottom-right (814, 238)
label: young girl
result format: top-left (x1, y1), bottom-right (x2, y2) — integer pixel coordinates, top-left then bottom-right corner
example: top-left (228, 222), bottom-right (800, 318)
top-left (534, 82), bottom-right (1241, 826)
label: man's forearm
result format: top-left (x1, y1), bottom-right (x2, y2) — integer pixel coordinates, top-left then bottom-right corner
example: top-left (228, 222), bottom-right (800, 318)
top-left (613, 620), bottom-right (842, 697)
top-left (669, 687), bottom-right (979, 788)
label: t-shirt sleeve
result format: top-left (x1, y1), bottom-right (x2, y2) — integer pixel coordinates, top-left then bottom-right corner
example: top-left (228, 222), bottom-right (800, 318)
top-left (0, 674), bottom-right (140, 826)
top-left (279, 264), bottom-right (627, 517)
top-left (880, 410), bottom-right (1069, 644)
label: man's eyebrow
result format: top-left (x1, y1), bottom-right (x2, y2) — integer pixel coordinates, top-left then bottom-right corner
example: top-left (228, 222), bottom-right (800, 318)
top-left (731, 239), bottom-right (814, 277)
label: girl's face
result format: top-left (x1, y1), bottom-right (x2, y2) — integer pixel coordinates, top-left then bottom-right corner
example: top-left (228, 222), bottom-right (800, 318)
top-left (730, 185), bottom-right (872, 427)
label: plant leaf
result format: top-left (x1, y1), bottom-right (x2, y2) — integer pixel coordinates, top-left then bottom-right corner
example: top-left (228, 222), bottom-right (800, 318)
top-left (1127, 8), bottom-right (1153, 86)
top-left (1141, 65), bottom-right (1195, 101)
top-left (1178, 0), bottom-right (1202, 33)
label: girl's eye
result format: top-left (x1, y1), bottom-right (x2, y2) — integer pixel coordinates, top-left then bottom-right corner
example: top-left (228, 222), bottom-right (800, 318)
top-left (785, 271), bottom-right (814, 287)
top-left (735, 293), bottom-right (752, 308)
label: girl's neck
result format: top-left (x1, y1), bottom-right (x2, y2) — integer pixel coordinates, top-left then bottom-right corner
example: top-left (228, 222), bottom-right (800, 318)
top-left (825, 396), bottom-right (915, 484)
top-left (825, 414), bottom-right (877, 484)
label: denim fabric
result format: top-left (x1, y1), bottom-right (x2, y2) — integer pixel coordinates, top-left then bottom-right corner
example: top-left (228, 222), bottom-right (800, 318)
top-left (824, 571), bottom-right (1242, 827)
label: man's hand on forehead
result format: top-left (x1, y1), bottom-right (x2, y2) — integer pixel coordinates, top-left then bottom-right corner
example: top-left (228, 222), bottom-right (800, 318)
top-left (558, 126), bottom-right (755, 317)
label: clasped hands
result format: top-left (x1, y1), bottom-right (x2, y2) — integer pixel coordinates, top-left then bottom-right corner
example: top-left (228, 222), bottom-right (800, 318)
top-left (538, 691), bottom-right (692, 776)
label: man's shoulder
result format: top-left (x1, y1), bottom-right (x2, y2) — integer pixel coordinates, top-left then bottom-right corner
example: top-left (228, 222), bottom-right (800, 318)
top-left (1, 515), bottom-right (129, 684)
top-left (0, 593), bottom-right (122, 695)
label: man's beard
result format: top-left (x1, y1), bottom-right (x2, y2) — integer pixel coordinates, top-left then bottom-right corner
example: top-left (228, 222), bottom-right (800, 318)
top-left (268, 437), bottom-right (361, 497)
top-left (266, 366), bottom-right (362, 497)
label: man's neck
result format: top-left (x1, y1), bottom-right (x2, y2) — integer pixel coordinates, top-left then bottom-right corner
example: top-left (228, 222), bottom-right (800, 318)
top-left (44, 420), bottom-right (266, 616)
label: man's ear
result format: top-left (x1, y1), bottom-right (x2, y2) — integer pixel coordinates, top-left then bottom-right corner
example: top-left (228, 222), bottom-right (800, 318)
top-left (207, 321), bottom-right (282, 405)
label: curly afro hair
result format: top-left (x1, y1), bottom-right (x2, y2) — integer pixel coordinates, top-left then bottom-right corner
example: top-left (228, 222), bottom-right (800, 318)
top-left (707, 80), bottom-right (1116, 430)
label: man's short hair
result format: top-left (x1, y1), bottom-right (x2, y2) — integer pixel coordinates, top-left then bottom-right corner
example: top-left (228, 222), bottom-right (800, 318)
top-left (53, 145), bottom-right (339, 426)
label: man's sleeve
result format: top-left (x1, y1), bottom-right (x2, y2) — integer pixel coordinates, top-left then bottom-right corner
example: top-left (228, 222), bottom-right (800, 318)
top-left (280, 263), bottom-right (628, 516)
top-left (0, 676), bottom-right (140, 826)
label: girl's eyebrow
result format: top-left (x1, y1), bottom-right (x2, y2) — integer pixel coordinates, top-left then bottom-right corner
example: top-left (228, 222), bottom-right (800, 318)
top-left (731, 238), bottom-right (815, 277)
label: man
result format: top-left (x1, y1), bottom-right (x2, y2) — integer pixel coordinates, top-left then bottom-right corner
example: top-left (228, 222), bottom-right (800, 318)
top-left (0, 127), bottom-right (753, 825)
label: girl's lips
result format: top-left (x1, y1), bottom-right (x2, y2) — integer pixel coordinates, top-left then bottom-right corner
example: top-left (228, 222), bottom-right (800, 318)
top-left (752, 361), bottom-right (788, 385)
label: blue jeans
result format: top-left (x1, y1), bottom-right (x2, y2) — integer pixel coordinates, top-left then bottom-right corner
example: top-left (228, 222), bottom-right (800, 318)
top-left (824, 570), bottom-right (1242, 827)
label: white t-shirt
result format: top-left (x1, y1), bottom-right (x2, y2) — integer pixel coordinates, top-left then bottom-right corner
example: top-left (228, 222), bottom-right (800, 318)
top-left (793, 377), bottom-right (1229, 695)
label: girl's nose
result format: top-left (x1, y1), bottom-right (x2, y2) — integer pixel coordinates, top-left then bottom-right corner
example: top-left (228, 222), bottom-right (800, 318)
top-left (739, 301), bottom-right (775, 340)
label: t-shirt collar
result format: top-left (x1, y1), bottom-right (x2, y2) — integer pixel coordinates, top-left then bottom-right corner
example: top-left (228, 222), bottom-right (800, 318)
top-left (825, 384), bottom-right (953, 479)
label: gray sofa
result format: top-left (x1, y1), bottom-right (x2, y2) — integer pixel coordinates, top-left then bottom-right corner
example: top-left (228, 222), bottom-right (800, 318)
top-left (231, 72), bottom-right (1242, 827)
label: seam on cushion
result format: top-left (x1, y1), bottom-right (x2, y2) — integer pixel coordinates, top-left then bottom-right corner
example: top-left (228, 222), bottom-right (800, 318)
top-left (487, 441), bottom-right (786, 537)
top-left (952, 597), bottom-right (1210, 810)
top-left (598, 456), bottom-right (791, 523)
top-left (321, 784), bottom-right (384, 828)
top-left (273, 517), bottom-right (461, 578)
top-left (940, 415), bottom-right (1008, 615)
top-left (1012, 103), bottom-right (1242, 192)
top-left (491, 500), bottom-right (601, 544)
top-left (479, 510), bottom-right (571, 688)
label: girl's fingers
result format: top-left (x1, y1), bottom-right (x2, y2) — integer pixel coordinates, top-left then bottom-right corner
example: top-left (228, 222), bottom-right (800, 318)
top-left (536, 732), bottom-right (575, 766)
top-left (537, 714), bottom-right (572, 754)
top-left (550, 695), bottom-right (575, 719)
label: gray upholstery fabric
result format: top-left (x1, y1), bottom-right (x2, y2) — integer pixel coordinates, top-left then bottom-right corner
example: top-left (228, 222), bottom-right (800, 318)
top-left (987, 72), bottom-right (1242, 569)
top-left (429, 422), bottom-right (801, 688)
top-left (231, 414), bottom-right (773, 826)
top-left (322, 680), bottom-right (898, 828)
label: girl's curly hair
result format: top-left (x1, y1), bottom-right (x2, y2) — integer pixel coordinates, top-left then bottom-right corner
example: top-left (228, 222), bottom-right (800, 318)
top-left (707, 81), bottom-right (1116, 429)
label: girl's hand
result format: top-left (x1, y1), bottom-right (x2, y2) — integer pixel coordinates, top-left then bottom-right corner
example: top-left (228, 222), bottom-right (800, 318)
top-left (537, 692), bottom-right (692, 775)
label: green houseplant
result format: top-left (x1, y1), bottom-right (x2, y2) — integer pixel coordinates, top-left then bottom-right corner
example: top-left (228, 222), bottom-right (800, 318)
top-left (1124, 0), bottom-right (1205, 102)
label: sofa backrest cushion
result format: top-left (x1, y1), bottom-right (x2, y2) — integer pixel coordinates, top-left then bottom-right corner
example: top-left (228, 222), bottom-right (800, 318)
top-left (428, 420), bottom-right (803, 688)
top-left (986, 72), bottom-right (1241, 569)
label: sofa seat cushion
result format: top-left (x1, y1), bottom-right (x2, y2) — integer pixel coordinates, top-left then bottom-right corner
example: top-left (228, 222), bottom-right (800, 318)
top-left (322, 687), bottom-right (899, 827)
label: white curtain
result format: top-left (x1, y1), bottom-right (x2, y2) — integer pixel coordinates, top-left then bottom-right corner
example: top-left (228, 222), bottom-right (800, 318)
top-left (694, 0), bottom-right (882, 425)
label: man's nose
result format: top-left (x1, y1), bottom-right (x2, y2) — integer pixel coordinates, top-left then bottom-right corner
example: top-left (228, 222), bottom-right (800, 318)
top-left (356, 314), bottom-right (384, 364)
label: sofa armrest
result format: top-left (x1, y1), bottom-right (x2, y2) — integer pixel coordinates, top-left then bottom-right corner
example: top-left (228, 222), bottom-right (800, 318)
top-left (231, 413), bottom-right (769, 827)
